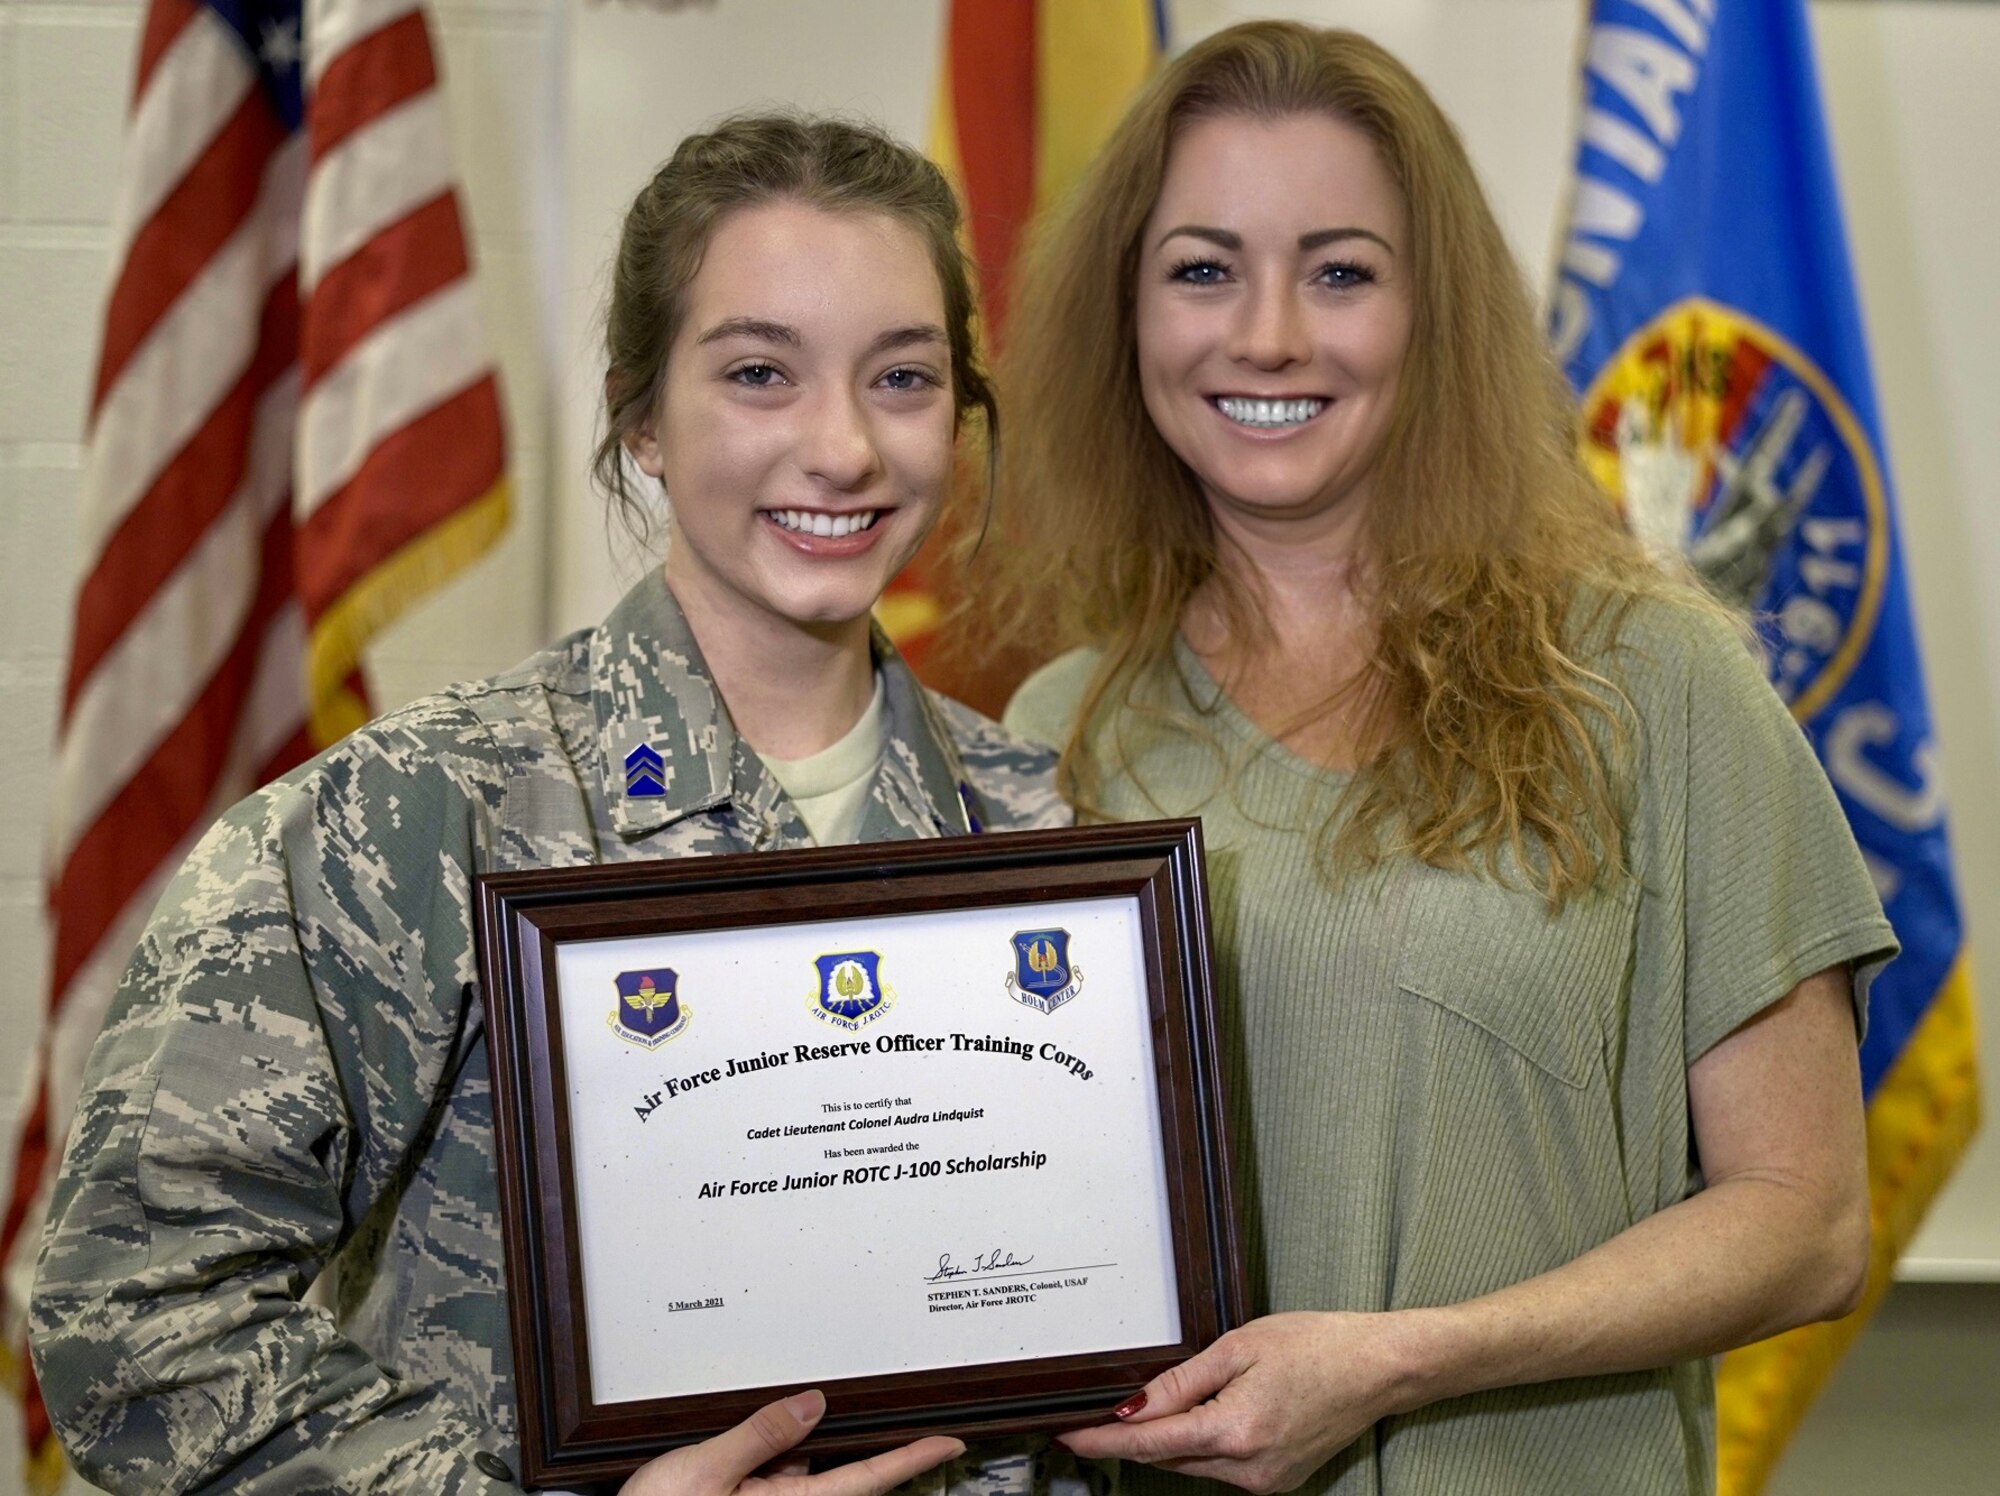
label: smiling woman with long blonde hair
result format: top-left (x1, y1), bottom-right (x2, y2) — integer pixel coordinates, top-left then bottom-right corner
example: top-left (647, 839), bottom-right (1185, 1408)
top-left (978, 21), bottom-right (1896, 1496)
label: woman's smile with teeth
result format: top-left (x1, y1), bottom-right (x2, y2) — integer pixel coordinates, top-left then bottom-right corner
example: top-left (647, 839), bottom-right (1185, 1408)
top-left (766, 509), bottom-right (881, 538)
top-left (1213, 396), bottom-right (1327, 428)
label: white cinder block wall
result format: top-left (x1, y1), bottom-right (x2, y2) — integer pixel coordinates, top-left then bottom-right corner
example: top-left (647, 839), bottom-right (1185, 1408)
top-left (0, 1), bottom-right (555, 1490)
top-left (4, 3), bottom-right (1998, 1494)
top-left (1, 18), bottom-right (142, 1490)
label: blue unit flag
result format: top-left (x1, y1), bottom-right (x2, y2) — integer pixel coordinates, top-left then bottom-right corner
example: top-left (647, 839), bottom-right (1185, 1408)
top-left (1551, 3), bottom-right (1979, 1490)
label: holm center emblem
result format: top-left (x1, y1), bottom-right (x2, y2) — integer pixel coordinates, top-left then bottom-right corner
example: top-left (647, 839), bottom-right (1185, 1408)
top-left (1007, 929), bottom-right (1083, 1015)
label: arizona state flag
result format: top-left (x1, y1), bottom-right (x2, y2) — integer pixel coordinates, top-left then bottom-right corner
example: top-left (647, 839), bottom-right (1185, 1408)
top-left (1552, 3), bottom-right (1979, 1490)
top-left (879, 0), bottom-right (1165, 703)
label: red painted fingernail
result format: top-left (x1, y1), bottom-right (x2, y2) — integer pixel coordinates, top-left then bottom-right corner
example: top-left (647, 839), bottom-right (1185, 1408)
top-left (1113, 1392), bottom-right (1148, 1419)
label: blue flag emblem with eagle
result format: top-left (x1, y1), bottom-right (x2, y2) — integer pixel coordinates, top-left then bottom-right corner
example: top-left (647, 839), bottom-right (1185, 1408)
top-left (1552, 1), bottom-right (1978, 1488)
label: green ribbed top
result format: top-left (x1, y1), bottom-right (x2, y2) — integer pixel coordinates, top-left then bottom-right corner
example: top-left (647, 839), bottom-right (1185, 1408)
top-left (1005, 600), bottom-right (1895, 1496)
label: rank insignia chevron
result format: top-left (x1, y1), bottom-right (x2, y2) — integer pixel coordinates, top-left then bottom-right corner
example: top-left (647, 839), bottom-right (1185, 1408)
top-left (624, 742), bottom-right (666, 798)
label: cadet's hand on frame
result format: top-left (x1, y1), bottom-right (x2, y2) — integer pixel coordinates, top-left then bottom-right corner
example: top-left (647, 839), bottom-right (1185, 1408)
top-left (618, 1388), bottom-right (965, 1496)
top-left (1057, 1312), bottom-right (1414, 1494)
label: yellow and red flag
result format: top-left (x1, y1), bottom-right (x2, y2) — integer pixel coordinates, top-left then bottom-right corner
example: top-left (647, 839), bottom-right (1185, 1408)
top-left (883, 0), bottom-right (1165, 705)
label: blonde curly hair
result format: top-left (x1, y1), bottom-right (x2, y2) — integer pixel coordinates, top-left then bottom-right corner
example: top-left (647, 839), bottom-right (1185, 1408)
top-left (967, 21), bottom-right (1725, 906)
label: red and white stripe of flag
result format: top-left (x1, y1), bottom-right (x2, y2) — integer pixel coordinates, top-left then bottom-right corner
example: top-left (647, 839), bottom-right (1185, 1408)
top-left (3, 1), bottom-right (507, 1480)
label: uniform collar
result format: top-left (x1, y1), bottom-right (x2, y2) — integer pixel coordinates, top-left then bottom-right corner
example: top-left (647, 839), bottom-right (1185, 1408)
top-left (590, 572), bottom-right (733, 836)
top-left (590, 573), bottom-right (974, 842)
top-left (861, 618), bottom-right (977, 842)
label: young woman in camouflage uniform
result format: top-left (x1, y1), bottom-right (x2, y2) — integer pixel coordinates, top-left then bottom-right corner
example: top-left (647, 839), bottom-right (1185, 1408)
top-left (31, 116), bottom-right (1070, 1496)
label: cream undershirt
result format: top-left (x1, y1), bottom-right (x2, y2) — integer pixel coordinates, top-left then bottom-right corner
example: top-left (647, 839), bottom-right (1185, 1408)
top-left (761, 673), bottom-right (886, 846)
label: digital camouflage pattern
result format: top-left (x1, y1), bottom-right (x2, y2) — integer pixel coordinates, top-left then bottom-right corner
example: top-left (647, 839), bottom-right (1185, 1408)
top-left (30, 574), bottom-right (1084, 1496)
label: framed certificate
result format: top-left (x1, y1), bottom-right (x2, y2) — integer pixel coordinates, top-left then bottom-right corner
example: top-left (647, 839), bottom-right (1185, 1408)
top-left (475, 819), bottom-right (1245, 1489)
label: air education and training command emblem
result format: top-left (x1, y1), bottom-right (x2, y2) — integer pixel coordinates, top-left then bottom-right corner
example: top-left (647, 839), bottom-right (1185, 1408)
top-left (610, 967), bottom-right (689, 1049)
top-left (1006, 929), bottom-right (1083, 1016)
top-left (808, 951), bottom-right (893, 1032)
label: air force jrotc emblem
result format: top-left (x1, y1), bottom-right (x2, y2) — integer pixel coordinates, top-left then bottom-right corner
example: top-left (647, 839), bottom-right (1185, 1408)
top-left (610, 967), bottom-right (688, 1048)
top-left (624, 742), bottom-right (667, 798)
top-left (1006, 929), bottom-right (1083, 1015)
top-left (808, 951), bottom-right (892, 1031)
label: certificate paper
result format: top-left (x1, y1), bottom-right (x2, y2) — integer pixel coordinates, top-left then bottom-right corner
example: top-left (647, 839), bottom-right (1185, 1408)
top-left (553, 894), bottom-right (1184, 1405)
top-left (478, 820), bottom-right (1243, 1484)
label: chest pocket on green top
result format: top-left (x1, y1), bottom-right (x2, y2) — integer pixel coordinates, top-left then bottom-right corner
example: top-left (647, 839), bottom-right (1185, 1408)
top-left (1394, 863), bottom-right (1639, 1090)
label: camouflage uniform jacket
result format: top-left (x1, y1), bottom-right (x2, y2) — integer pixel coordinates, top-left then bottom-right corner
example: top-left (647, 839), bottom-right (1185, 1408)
top-left (31, 574), bottom-right (1075, 1495)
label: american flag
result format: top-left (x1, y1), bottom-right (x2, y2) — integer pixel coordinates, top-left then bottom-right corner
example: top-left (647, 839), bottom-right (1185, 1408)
top-left (2, 0), bottom-right (508, 1483)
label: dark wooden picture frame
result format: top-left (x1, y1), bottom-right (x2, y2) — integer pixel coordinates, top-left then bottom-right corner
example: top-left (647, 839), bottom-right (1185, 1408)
top-left (475, 818), bottom-right (1245, 1489)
